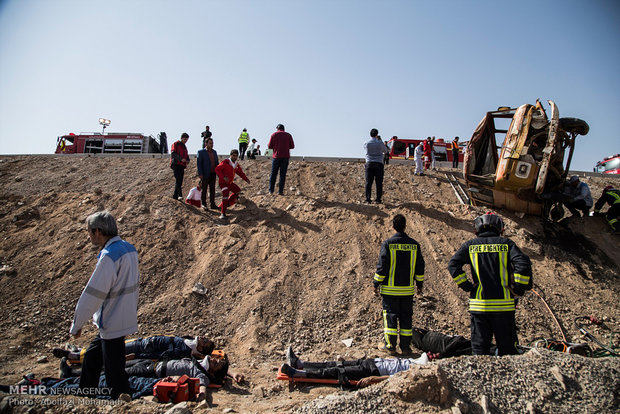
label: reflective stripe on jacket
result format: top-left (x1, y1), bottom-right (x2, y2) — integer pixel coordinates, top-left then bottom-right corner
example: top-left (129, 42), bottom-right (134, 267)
top-left (238, 132), bottom-right (249, 144)
top-left (448, 232), bottom-right (532, 313)
top-left (374, 232), bottom-right (424, 296)
top-left (594, 189), bottom-right (620, 212)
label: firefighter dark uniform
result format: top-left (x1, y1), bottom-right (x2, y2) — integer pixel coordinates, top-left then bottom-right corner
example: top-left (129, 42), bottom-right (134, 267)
top-left (593, 187), bottom-right (620, 232)
top-left (373, 232), bottom-right (424, 352)
top-left (448, 219), bottom-right (532, 356)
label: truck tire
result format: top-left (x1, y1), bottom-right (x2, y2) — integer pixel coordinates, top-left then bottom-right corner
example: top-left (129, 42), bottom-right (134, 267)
top-left (559, 117), bottom-right (589, 136)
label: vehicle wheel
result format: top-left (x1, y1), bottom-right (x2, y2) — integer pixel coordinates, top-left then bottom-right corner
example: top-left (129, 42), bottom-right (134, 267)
top-left (559, 117), bottom-right (589, 136)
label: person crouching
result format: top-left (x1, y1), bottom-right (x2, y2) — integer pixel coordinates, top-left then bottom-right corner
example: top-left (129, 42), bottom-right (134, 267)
top-left (215, 149), bottom-right (250, 219)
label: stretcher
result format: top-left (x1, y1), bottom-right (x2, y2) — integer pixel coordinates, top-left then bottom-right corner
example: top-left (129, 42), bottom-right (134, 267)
top-left (276, 367), bottom-right (384, 387)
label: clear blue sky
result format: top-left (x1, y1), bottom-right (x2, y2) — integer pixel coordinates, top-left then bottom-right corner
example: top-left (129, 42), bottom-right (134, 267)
top-left (1, 0), bottom-right (618, 171)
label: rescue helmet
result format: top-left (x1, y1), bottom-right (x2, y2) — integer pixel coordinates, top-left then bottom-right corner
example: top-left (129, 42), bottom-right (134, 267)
top-left (568, 175), bottom-right (580, 184)
top-left (604, 185), bottom-right (613, 192)
top-left (474, 212), bottom-right (504, 235)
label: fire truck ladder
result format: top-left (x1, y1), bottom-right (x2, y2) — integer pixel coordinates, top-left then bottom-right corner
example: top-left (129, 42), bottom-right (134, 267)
top-left (445, 173), bottom-right (470, 205)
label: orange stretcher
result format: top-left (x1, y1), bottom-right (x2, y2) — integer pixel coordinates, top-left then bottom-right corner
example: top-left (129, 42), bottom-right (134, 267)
top-left (276, 367), bottom-right (383, 387)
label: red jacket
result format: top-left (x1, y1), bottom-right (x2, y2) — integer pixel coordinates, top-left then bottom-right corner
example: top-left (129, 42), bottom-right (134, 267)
top-left (423, 140), bottom-right (432, 157)
top-left (268, 131), bottom-right (294, 158)
top-left (215, 158), bottom-right (249, 184)
top-left (170, 140), bottom-right (189, 168)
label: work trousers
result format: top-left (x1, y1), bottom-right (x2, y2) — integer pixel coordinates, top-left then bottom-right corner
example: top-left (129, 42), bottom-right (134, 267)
top-left (124, 359), bottom-right (157, 378)
top-left (365, 162), bottom-right (384, 202)
top-left (79, 335), bottom-right (130, 399)
top-left (219, 181), bottom-right (241, 215)
top-left (381, 295), bottom-right (413, 350)
top-left (172, 165), bottom-right (185, 200)
top-left (470, 312), bottom-right (517, 356)
top-left (605, 204), bottom-right (620, 230)
top-left (239, 142), bottom-right (248, 160)
top-left (269, 157), bottom-right (290, 194)
top-left (452, 149), bottom-right (459, 168)
top-left (414, 158), bottom-right (424, 175)
top-left (304, 359), bottom-right (380, 380)
top-left (565, 199), bottom-right (591, 217)
top-left (201, 172), bottom-right (217, 207)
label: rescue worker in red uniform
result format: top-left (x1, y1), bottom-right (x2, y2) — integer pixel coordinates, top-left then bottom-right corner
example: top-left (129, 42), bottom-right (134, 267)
top-left (214, 149), bottom-right (250, 219)
top-left (373, 214), bottom-right (425, 355)
top-left (448, 213), bottom-right (532, 355)
top-left (593, 185), bottom-right (620, 233)
top-left (423, 137), bottom-right (432, 170)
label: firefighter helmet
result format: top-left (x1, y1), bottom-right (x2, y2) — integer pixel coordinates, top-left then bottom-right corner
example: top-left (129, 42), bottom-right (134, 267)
top-left (474, 212), bottom-right (504, 235)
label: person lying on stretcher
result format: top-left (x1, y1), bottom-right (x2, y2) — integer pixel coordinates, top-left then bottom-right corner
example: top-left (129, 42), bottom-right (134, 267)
top-left (60, 351), bottom-right (245, 402)
top-left (280, 346), bottom-right (428, 388)
top-left (53, 335), bottom-right (215, 363)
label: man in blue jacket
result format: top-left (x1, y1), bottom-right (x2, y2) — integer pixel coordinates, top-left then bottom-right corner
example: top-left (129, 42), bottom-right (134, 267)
top-left (70, 211), bottom-right (139, 400)
top-left (197, 137), bottom-right (219, 209)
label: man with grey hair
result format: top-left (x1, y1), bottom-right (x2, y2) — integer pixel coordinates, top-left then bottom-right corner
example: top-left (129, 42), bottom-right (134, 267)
top-left (69, 210), bottom-right (139, 400)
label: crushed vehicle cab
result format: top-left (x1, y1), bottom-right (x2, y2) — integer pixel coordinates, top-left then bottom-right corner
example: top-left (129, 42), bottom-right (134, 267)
top-left (464, 99), bottom-right (589, 216)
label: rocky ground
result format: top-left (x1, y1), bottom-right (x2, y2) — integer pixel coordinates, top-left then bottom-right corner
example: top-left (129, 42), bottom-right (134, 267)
top-left (0, 155), bottom-right (618, 413)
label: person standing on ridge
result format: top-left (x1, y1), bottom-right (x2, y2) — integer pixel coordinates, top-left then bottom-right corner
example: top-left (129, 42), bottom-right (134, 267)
top-left (170, 133), bottom-right (190, 201)
top-left (451, 137), bottom-right (460, 169)
top-left (364, 128), bottom-right (388, 203)
top-left (201, 125), bottom-right (212, 149)
top-left (448, 212), bottom-right (532, 355)
top-left (197, 137), bottom-right (219, 210)
top-left (414, 142), bottom-right (425, 176)
top-left (423, 137), bottom-right (432, 171)
top-left (238, 128), bottom-right (250, 160)
top-left (373, 214), bottom-right (425, 355)
top-left (267, 124), bottom-right (295, 195)
top-left (70, 211), bottom-right (139, 400)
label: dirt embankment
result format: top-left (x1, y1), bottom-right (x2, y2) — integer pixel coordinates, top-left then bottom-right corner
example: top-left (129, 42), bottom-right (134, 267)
top-left (0, 155), bottom-right (618, 413)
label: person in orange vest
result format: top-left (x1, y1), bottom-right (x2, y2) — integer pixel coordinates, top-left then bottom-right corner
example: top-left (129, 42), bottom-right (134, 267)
top-left (451, 137), bottom-right (460, 169)
top-left (215, 149), bottom-right (250, 219)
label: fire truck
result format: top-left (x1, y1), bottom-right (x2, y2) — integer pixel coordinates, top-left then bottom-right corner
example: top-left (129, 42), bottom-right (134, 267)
top-left (386, 137), bottom-right (464, 163)
top-left (55, 132), bottom-right (168, 155)
top-left (594, 154), bottom-right (620, 174)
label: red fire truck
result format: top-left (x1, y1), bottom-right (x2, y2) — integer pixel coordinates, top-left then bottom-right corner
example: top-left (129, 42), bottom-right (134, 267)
top-left (594, 154), bottom-right (620, 174)
top-left (55, 132), bottom-right (168, 154)
top-left (386, 137), bottom-right (464, 163)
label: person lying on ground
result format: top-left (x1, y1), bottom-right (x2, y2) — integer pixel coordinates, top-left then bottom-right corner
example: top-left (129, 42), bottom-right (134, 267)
top-left (280, 346), bottom-right (427, 388)
top-left (411, 327), bottom-right (472, 359)
top-left (60, 353), bottom-right (244, 402)
top-left (1, 374), bottom-right (158, 401)
top-left (53, 335), bottom-right (215, 363)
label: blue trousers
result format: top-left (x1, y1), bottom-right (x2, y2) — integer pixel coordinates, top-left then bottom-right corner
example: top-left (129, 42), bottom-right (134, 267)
top-left (269, 157), bottom-right (289, 194)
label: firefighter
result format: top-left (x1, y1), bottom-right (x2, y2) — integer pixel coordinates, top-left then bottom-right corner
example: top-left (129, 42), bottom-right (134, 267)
top-left (373, 214), bottom-right (425, 355)
top-left (448, 213), bottom-right (532, 355)
top-left (593, 185), bottom-right (620, 233)
top-left (215, 149), bottom-right (250, 219)
top-left (238, 128), bottom-right (250, 160)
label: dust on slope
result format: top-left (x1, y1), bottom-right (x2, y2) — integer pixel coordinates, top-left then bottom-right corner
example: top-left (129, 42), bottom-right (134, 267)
top-left (0, 155), bottom-right (618, 413)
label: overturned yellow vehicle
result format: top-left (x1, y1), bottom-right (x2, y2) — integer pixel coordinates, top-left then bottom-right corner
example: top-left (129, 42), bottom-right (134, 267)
top-left (464, 99), bottom-right (589, 216)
